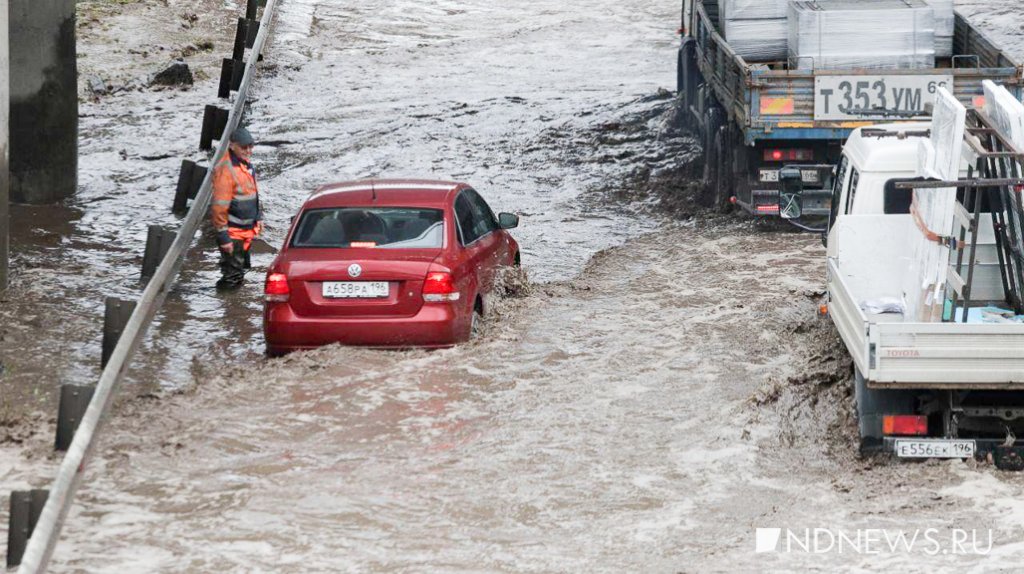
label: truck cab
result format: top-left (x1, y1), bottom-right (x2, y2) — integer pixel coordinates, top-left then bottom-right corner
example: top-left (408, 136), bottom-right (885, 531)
top-left (823, 123), bottom-right (1024, 466)
top-left (826, 123), bottom-right (930, 225)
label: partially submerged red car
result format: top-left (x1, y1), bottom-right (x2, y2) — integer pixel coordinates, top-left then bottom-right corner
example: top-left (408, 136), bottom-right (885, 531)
top-left (263, 179), bottom-right (520, 355)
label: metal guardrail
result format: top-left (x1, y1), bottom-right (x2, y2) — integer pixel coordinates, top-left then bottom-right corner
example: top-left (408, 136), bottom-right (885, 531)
top-left (15, 0), bottom-right (280, 569)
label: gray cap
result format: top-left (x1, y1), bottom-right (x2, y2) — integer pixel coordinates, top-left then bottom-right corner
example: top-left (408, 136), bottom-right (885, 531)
top-left (230, 127), bottom-right (255, 146)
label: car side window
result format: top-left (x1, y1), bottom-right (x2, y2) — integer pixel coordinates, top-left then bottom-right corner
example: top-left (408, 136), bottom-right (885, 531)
top-left (455, 193), bottom-right (478, 245)
top-left (466, 189), bottom-right (497, 237)
top-left (466, 189), bottom-right (497, 231)
top-left (844, 169), bottom-right (860, 215)
top-left (883, 178), bottom-right (917, 214)
top-left (826, 155), bottom-right (848, 233)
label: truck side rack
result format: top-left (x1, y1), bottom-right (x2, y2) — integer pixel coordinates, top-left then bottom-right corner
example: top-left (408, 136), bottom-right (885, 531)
top-left (893, 108), bottom-right (1024, 320)
top-left (969, 109), bottom-right (1024, 316)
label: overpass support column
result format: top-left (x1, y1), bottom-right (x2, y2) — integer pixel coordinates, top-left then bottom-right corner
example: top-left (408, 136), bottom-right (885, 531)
top-left (9, 0), bottom-right (76, 204)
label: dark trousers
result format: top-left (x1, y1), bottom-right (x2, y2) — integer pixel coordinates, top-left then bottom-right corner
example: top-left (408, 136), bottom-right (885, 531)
top-left (217, 239), bottom-right (251, 288)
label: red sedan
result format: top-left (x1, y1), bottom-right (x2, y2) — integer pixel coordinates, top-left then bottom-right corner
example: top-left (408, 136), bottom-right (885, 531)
top-left (263, 179), bottom-right (520, 355)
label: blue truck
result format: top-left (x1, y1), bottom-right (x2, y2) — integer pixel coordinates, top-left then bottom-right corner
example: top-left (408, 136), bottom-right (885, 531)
top-left (677, 0), bottom-right (1022, 226)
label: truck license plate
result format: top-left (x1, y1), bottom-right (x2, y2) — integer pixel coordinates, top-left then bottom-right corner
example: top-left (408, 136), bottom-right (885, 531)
top-left (759, 169), bottom-right (820, 184)
top-left (894, 439), bottom-right (976, 459)
top-left (322, 281), bottom-right (389, 298)
top-left (814, 75), bottom-right (953, 121)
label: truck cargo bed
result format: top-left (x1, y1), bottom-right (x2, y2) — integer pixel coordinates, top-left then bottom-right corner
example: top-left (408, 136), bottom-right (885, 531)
top-left (828, 257), bottom-right (1024, 389)
top-left (692, 0), bottom-right (1023, 144)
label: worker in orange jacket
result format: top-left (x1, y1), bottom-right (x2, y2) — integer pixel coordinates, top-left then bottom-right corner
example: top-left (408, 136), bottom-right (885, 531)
top-left (211, 127), bottom-right (263, 289)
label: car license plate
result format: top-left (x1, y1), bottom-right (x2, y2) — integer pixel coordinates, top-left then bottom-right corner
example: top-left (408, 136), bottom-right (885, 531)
top-left (322, 281), bottom-right (389, 298)
top-left (759, 169), bottom-right (779, 182)
top-left (894, 439), bottom-right (976, 459)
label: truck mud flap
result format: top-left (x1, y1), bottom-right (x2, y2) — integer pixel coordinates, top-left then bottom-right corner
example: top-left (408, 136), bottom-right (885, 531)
top-left (992, 446), bottom-right (1024, 471)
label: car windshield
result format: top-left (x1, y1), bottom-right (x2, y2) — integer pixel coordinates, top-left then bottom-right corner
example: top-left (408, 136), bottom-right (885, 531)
top-left (291, 207), bottom-right (444, 249)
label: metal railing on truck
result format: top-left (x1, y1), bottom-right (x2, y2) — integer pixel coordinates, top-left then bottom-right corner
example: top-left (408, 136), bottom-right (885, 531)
top-left (11, 0), bottom-right (280, 571)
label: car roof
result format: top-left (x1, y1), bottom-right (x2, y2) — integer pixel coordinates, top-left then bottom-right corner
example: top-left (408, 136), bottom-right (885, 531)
top-left (303, 179), bottom-right (465, 209)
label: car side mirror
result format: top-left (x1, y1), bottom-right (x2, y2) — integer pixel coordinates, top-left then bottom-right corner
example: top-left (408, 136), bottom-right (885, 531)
top-left (498, 212), bottom-right (519, 229)
top-left (778, 166), bottom-right (804, 220)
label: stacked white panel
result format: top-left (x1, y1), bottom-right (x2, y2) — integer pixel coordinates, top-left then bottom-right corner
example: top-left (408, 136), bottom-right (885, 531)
top-left (788, 0), bottom-right (936, 70)
top-left (923, 0), bottom-right (954, 58)
top-left (720, 0), bottom-right (789, 62)
top-left (903, 88), bottom-right (966, 322)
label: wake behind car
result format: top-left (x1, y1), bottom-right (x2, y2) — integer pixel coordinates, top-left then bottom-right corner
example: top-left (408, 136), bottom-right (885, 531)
top-left (263, 179), bottom-right (520, 355)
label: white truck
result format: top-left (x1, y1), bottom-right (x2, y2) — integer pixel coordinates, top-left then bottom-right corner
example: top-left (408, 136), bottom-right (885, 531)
top-left (818, 121), bottom-right (1024, 466)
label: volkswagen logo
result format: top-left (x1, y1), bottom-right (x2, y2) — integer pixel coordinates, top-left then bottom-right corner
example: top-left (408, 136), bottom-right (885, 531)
top-left (348, 263), bottom-right (362, 278)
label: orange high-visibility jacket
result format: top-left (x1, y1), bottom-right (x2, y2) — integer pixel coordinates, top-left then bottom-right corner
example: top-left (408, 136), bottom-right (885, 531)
top-left (211, 152), bottom-right (261, 245)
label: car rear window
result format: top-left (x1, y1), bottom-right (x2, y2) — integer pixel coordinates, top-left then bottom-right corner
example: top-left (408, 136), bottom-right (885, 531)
top-left (290, 207), bottom-right (444, 249)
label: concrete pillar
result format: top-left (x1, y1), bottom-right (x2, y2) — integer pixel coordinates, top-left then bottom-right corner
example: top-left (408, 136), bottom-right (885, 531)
top-left (9, 0), bottom-right (76, 204)
top-left (0, 0), bottom-right (9, 290)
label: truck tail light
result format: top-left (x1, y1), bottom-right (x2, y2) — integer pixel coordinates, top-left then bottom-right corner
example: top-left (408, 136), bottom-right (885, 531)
top-left (883, 415), bottom-right (928, 436)
top-left (764, 148), bottom-right (813, 162)
top-left (755, 204), bottom-right (780, 214)
top-left (264, 272), bottom-right (290, 303)
top-left (423, 272), bottom-right (460, 302)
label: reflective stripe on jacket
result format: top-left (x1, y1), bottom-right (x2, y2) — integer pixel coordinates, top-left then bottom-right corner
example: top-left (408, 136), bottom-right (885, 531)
top-left (210, 152), bottom-right (261, 245)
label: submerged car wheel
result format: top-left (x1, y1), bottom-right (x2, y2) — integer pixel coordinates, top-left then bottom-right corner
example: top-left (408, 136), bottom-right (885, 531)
top-left (470, 299), bottom-right (484, 340)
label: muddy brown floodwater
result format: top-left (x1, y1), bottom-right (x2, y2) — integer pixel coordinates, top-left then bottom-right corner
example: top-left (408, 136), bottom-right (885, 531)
top-left (6, 0), bottom-right (1024, 572)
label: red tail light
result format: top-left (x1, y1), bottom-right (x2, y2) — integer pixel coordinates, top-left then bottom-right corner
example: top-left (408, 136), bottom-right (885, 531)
top-left (755, 204), bottom-right (780, 214)
top-left (265, 272), bottom-right (290, 303)
top-left (423, 272), bottom-right (460, 302)
top-left (883, 415), bottom-right (928, 436)
top-left (763, 148), bottom-right (813, 162)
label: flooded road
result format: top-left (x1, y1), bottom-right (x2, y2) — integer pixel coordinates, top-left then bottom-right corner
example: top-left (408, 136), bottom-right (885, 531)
top-left (0, 0), bottom-right (681, 411)
top-left (10, 223), bottom-right (1024, 572)
top-left (6, 221), bottom-right (836, 572)
top-left (6, 0), bottom-right (1024, 571)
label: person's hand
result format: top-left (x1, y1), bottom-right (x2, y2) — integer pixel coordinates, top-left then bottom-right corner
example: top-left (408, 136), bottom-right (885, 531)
top-left (220, 242), bottom-right (234, 254)
top-left (255, 221), bottom-right (263, 236)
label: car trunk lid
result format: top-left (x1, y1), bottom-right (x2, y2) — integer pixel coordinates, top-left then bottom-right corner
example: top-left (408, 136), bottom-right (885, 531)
top-left (280, 248), bottom-right (439, 318)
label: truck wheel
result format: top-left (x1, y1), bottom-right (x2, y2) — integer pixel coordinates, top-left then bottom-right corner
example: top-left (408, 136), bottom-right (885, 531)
top-left (854, 368), bottom-right (916, 455)
top-left (677, 39), bottom-right (698, 129)
top-left (703, 106), bottom-right (725, 207)
top-left (713, 131), bottom-right (734, 213)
